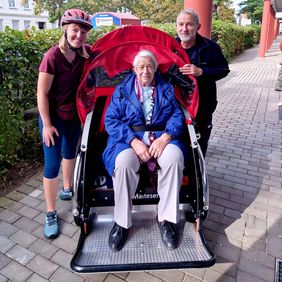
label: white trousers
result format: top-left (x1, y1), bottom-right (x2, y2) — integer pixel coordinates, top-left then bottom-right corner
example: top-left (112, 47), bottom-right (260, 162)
top-left (112, 144), bottom-right (184, 229)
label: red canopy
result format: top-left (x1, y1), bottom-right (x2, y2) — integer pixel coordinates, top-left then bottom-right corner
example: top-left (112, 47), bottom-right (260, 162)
top-left (77, 25), bottom-right (198, 124)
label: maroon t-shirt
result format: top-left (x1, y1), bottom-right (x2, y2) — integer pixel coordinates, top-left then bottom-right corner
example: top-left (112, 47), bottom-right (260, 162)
top-left (39, 44), bottom-right (89, 120)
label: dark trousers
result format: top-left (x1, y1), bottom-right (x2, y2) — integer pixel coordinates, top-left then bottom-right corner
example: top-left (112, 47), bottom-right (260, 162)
top-left (196, 112), bottom-right (213, 157)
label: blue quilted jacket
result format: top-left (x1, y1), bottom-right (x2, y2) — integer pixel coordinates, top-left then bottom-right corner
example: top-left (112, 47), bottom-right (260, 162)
top-left (102, 72), bottom-right (185, 176)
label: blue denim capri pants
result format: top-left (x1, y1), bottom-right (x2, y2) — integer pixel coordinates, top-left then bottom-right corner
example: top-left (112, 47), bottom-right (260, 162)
top-left (39, 116), bottom-right (81, 179)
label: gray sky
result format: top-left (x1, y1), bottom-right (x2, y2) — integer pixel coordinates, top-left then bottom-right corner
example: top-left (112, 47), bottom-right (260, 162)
top-left (232, 0), bottom-right (241, 11)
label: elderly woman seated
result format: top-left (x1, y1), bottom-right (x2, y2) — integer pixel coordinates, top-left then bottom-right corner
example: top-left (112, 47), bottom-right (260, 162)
top-left (102, 50), bottom-right (186, 251)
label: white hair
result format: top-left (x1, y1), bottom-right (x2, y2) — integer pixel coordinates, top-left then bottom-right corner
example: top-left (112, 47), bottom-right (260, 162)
top-left (176, 8), bottom-right (200, 26)
top-left (133, 50), bottom-right (158, 70)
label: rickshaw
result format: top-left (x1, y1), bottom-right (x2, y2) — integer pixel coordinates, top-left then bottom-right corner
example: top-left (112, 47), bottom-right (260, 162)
top-left (70, 26), bottom-right (215, 273)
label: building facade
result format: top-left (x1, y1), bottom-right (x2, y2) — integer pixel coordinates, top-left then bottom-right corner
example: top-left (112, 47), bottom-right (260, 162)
top-left (0, 0), bottom-right (57, 31)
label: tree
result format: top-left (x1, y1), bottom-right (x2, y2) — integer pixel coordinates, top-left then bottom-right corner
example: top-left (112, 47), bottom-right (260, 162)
top-left (20, 0), bottom-right (66, 26)
top-left (20, 0), bottom-right (184, 24)
top-left (64, 0), bottom-right (101, 13)
top-left (238, 0), bottom-right (263, 24)
top-left (213, 0), bottom-right (236, 22)
top-left (213, 0), bottom-right (233, 9)
top-left (130, 0), bottom-right (183, 23)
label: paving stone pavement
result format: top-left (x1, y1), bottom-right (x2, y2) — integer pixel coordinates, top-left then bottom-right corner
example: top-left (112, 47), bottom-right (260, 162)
top-left (1, 38), bottom-right (282, 282)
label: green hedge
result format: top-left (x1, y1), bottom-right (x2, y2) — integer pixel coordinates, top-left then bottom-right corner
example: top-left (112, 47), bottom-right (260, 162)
top-left (0, 22), bottom-right (260, 174)
top-left (0, 27), bottom-right (62, 173)
top-left (211, 20), bottom-right (260, 59)
top-left (151, 21), bottom-right (261, 60)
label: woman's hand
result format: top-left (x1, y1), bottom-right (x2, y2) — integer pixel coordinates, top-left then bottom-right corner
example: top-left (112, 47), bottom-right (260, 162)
top-left (149, 133), bottom-right (172, 158)
top-left (130, 138), bottom-right (150, 162)
top-left (43, 125), bottom-right (59, 147)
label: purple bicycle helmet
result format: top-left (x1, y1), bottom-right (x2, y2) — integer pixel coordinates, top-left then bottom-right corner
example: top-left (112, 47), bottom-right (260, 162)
top-left (62, 9), bottom-right (92, 30)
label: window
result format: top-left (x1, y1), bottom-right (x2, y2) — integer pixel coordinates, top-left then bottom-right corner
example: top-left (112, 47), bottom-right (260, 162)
top-left (8, 0), bottom-right (15, 8)
top-left (12, 20), bottom-right (19, 30)
top-left (23, 0), bottom-right (29, 9)
top-left (38, 22), bottom-right (45, 29)
top-left (24, 20), bottom-right (30, 29)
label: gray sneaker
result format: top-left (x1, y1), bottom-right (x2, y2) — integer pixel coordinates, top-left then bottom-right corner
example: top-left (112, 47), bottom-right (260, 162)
top-left (44, 211), bottom-right (59, 239)
top-left (59, 188), bottom-right (73, 201)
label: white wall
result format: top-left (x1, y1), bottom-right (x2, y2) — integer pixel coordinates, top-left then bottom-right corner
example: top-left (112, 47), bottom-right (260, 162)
top-left (0, 0), bottom-right (58, 31)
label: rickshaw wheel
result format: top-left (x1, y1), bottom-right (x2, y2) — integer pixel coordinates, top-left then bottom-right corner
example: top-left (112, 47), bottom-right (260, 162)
top-left (74, 212), bottom-right (82, 227)
top-left (200, 210), bottom-right (208, 221)
top-left (81, 212), bottom-right (96, 237)
top-left (82, 220), bottom-right (92, 236)
top-left (185, 209), bottom-right (197, 223)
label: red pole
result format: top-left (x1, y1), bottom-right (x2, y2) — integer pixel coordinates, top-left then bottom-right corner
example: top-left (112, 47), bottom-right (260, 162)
top-left (267, 9), bottom-right (273, 49)
top-left (268, 8), bottom-right (275, 48)
top-left (274, 19), bottom-right (279, 39)
top-left (184, 0), bottom-right (213, 39)
top-left (258, 0), bottom-right (271, 57)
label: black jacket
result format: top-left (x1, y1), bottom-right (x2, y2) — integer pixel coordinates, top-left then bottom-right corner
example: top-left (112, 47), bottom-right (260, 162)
top-left (176, 33), bottom-right (230, 117)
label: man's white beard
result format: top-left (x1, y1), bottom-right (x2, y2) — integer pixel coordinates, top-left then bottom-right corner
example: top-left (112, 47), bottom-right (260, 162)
top-left (180, 32), bottom-right (196, 42)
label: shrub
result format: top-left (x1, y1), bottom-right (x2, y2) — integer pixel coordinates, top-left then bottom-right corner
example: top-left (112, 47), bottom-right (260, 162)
top-left (0, 95), bottom-right (22, 173)
top-left (0, 27), bottom-right (61, 173)
top-left (150, 21), bottom-right (261, 60)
